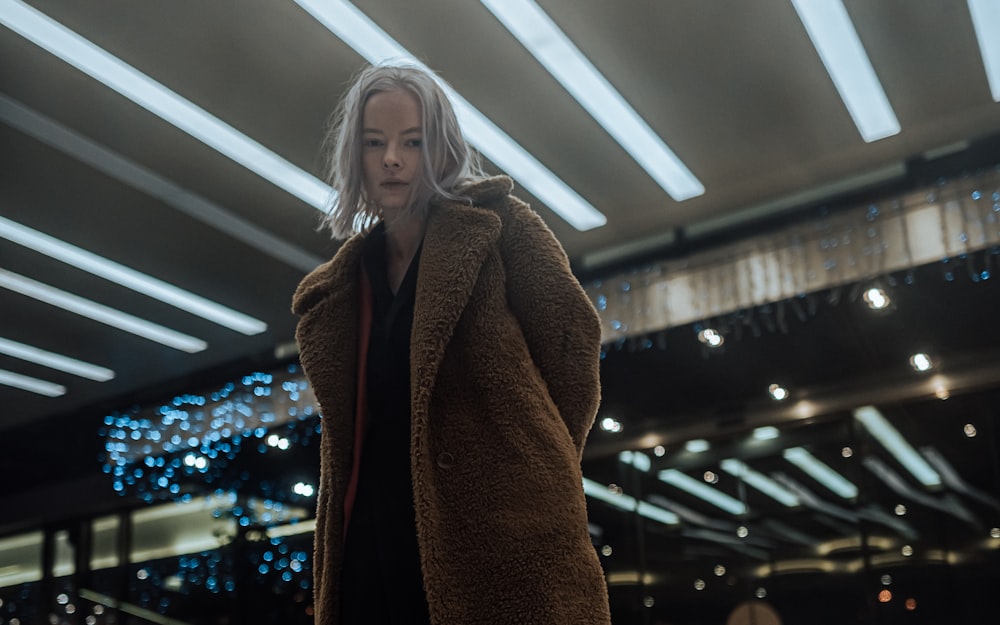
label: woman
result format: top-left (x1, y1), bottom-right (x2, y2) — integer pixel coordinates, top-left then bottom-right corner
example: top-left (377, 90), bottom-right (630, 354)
top-left (292, 63), bottom-right (611, 625)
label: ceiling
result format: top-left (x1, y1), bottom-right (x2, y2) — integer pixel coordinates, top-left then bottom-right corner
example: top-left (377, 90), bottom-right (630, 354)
top-left (2, 0), bottom-right (1000, 432)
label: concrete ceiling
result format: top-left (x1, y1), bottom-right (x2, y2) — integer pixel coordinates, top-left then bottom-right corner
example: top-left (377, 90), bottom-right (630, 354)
top-left (1, 0), bottom-right (999, 433)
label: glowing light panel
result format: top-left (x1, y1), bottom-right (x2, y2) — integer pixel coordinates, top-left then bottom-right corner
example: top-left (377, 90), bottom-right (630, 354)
top-left (790, 0), bottom-right (900, 142)
top-left (481, 0), bottom-right (704, 201)
top-left (0, 269), bottom-right (207, 353)
top-left (968, 0), bottom-right (1000, 101)
top-left (0, 216), bottom-right (266, 335)
top-left (0, 336), bottom-right (114, 381)
top-left (853, 405), bottom-right (941, 487)
top-left (783, 447), bottom-right (858, 499)
top-left (0, 368), bottom-right (66, 397)
top-left (583, 478), bottom-right (679, 524)
top-left (0, 0), bottom-right (330, 208)
top-left (720, 459), bottom-right (800, 507)
top-left (658, 469), bottom-right (747, 515)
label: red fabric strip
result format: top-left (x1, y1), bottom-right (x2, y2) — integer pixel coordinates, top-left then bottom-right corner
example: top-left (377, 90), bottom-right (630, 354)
top-left (342, 266), bottom-right (373, 540)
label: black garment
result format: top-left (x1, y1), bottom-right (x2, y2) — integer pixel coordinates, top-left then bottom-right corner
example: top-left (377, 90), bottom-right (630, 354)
top-left (339, 223), bottom-right (430, 625)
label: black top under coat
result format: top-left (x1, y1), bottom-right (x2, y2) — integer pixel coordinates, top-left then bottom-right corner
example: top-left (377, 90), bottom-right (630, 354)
top-left (339, 222), bottom-right (430, 625)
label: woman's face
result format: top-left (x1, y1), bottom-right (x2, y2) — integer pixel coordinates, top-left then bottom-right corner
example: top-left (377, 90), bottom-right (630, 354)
top-left (361, 89), bottom-right (424, 218)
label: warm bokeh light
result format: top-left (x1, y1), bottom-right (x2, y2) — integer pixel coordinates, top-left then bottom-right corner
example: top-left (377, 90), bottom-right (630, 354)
top-left (703, 470), bottom-right (718, 484)
top-left (909, 352), bottom-right (932, 372)
top-left (697, 327), bottom-right (724, 348)
top-left (600, 417), bottom-right (623, 433)
top-left (841, 446), bottom-right (853, 458)
top-left (863, 287), bottom-right (890, 310)
top-left (964, 423), bottom-right (978, 437)
top-left (768, 384), bottom-right (788, 401)
top-left (905, 598), bottom-right (917, 611)
top-left (878, 589), bottom-right (892, 603)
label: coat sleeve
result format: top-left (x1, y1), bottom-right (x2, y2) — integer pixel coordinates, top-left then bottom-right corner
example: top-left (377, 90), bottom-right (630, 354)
top-left (499, 195), bottom-right (603, 457)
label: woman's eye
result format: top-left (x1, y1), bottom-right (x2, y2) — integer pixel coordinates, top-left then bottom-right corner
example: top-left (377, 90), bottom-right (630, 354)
top-left (406, 139), bottom-right (423, 148)
top-left (363, 138), bottom-right (382, 147)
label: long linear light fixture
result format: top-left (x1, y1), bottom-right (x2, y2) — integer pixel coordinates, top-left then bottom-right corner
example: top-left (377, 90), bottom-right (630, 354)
top-left (0, 336), bottom-right (114, 381)
top-left (0, 0), bottom-right (330, 209)
top-left (790, 0), bottom-right (900, 142)
top-left (618, 450), bottom-right (651, 472)
top-left (0, 368), bottom-right (66, 397)
top-left (582, 477), bottom-right (680, 525)
top-left (658, 469), bottom-right (747, 516)
top-left (968, 0), bottom-right (1000, 101)
top-left (852, 405), bottom-right (942, 488)
top-left (292, 0), bottom-right (606, 231)
top-left (782, 447), bottom-right (858, 499)
top-left (0, 269), bottom-right (207, 353)
top-left (0, 216), bottom-right (266, 335)
top-left (0, 95), bottom-right (325, 274)
top-left (720, 458), bottom-right (800, 508)
top-left (480, 0), bottom-right (704, 202)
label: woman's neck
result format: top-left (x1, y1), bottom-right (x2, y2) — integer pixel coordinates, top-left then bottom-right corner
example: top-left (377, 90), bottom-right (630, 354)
top-left (383, 211), bottom-right (425, 262)
top-left (382, 210), bottom-right (426, 293)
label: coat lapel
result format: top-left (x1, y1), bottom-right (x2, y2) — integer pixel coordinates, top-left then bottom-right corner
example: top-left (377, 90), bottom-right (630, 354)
top-left (293, 234), bottom-right (365, 490)
top-left (409, 201), bottom-right (502, 419)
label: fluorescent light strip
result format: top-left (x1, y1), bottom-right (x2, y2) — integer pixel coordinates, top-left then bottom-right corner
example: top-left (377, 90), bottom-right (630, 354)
top-left (753, 426), bottom-right (780, 441)
top-left (0, 368), bottom-right (66, 397)
top-left (968, 0), bottom-right (1000, 101)
top-left (783, 447), bottom-right (857, 499)
top-left (618, 450), bottom-right (651, 472)
top-left (862, 456), bottom-right (976, 524)
top-left (582, 478), bottom-right (679, 525)
top-left (720, 458), bottom-right (800, 507)
top-left (0, 269), bottom-right (207, 353)
top-left (79, 589), bottom-right (189, 625)
top-left (685, 439), bottom-right (710, 453)
top-left (0, 0), bottom-right (330, 209)
top-left (658, 469), bottom-right (747, 515)
top-left (0, 95), bottom-right (325, 274)
top-left (0, 336), bottom-right (114, 381)
top-left (292, 0), bottom-right (606, 231)
top-left (921, 446), bottom-right (1000, 510)
top-left (853, 405), bottom-right (941, 487)
top-left (0, 216), bottom-right (266, 335)
top-left (480, 0), bottom-right (703, 201)
top-left (790, 0), bottom-right (900, 142)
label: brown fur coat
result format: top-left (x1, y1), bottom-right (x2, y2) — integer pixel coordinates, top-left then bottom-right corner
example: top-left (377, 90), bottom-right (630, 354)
top-left (292, 176), bottom-right (611, 625)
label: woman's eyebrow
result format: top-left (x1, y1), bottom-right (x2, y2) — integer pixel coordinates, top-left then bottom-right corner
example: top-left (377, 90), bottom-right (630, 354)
top-left (361, 126), bottom-right (422, 134)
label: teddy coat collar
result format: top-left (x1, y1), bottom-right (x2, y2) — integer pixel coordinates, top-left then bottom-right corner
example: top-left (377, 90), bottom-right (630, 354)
top-left (292, 176), bottom-right (511, 424)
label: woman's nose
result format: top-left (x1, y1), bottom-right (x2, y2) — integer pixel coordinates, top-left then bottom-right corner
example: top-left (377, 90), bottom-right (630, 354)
top-left (383, 144), bottom-right (401, 169)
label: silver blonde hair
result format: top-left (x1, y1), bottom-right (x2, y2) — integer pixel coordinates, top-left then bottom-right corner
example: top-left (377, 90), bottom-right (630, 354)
top-left (320, 63), bottom-right (485, 239)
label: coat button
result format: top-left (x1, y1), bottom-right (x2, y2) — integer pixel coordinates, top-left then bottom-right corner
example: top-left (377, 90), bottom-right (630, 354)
top-left (437, 452), bottom-right (455, 469)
